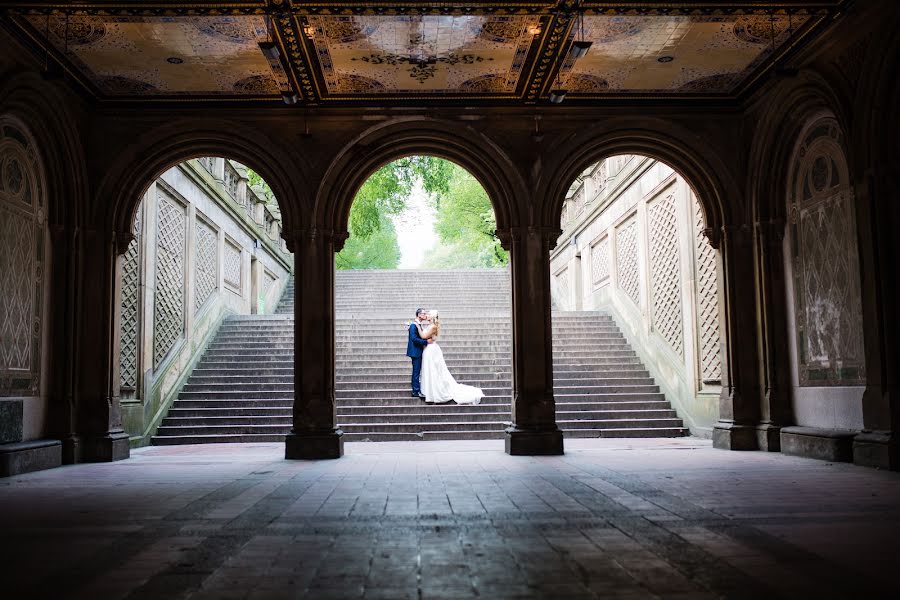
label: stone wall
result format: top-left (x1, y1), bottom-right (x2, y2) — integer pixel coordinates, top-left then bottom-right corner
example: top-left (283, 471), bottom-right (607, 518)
top-left (119, 158), bottom-right (293, 445)
top-left (550, 156), bottom-right (722, 437)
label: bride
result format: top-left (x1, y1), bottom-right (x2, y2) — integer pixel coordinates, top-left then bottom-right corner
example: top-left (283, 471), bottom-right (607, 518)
top-left (418, 311), bottom-right (484, 405)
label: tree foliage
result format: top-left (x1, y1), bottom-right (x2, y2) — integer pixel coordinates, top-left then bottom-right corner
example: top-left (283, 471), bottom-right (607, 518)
top-left (335, 211), bottom-right (401, 270)
top-left (423, 164), bottom-right (509, 268)
top-left (337, 156), bottom-right (449, 270)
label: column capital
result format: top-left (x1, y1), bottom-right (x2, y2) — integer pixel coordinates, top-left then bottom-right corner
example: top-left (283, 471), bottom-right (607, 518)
top-left (754, 218), bottom-right (786, 247)
top-left (113, 229), bottom-right (136, 256)
top-left (282, 227), bottom-right (348, 253)
top-left (498, 226), bottom-right (563, 251)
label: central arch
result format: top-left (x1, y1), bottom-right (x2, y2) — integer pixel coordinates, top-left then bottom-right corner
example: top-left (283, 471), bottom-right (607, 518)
top-left (315, 118), bottom-right (524, 238)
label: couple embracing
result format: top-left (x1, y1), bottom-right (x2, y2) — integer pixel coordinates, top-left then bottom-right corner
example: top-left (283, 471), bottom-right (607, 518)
top-left (406, 308), bottom-right (484, 405)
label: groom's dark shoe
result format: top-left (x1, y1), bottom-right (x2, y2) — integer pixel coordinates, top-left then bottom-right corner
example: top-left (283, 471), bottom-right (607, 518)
top-left (411, 391), bottom-right (426, 399)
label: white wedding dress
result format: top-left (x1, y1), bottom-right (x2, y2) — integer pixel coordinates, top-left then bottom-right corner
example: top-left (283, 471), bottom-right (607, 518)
top-left (420, 326), bottom-right (484, 405)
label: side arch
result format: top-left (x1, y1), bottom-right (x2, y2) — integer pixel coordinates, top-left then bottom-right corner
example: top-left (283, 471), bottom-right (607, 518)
top-left (96, 120), bottom-right (308, 241)
top-left (315, 117), bottom-right (526, 240)
top-left (0, 69), bottom-right (89, 228)
top-left (747, 73), bottom-right (849, 226)
top-left (538, 122), bottom-right (739, 237)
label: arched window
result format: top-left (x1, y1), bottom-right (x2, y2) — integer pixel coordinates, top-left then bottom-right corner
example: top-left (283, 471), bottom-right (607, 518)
top-left (787, 116), bottom-right (865, 386)
top-left (0, 117), bottom-right (46, 397)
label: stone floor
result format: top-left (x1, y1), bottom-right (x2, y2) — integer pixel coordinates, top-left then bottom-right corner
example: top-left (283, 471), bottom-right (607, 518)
top-left (2, 438), bottom-right (899, 599)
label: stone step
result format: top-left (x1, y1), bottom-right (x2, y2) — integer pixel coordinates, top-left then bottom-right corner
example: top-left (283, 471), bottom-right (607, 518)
top-left (556, 418), bottom-right (684, 430)
top-left (563, 427), bottom-right (687, 438)
top-left (151, 434), bottom-right (289, 445)
top-left (153, 273), bottom-right (682, 446)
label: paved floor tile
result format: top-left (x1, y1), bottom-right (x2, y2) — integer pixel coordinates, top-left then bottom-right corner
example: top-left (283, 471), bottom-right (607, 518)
top-left (1, 438), bottom-right (899, 598)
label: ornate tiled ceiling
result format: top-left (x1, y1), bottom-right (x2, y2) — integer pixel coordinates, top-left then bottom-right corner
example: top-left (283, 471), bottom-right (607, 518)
top-left (2, 2), bottom-right (845, 105)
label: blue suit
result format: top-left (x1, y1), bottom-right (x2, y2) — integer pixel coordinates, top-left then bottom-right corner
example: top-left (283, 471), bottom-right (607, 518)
top-left (407, 322), bottom-right (428, 395)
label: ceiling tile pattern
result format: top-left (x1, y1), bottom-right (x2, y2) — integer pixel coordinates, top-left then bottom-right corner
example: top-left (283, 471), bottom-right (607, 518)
top-left (24, 15), bottom-right (290, 96)
top-left (4, 2), bottom-right (839, 104)
top-left (558, 14), bottom-right (811, 95)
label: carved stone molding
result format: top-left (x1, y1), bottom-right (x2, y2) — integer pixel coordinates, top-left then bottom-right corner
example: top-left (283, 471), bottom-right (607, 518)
top-left (113, 229), bottom-right (136, 256)
top-left (700, 226), bottom-right (722, 249)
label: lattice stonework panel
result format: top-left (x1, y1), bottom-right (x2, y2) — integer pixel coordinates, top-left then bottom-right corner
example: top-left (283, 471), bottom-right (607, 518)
top-left (0, 120), bottom-right (45, 397)
top-left (790, 118), bottom-right (865, 385)
top-left (694, 198), bottom-right (721, 383)
top-left (195, 219), bottom-right (217, 310)
top-left (153, 191), bottom-right (186, 368)
top-left (262, 270), bottom-right (276, 299)
top-left (224, 240), bottom-right (242, 293)
top-left (648, 193), bottom-right (684, 356)
top-left (556, 268), bottom-right (570, 308)
top-left (119, 206), bottom-right (142, 389)
top-left (591, 236), bottom-right (610, 286)
top-left (616, 215), bottom-right (640, 306)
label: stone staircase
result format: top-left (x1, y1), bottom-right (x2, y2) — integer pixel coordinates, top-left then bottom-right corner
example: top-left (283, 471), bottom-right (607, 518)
top-left (151, 270), bottom-right (685, 444)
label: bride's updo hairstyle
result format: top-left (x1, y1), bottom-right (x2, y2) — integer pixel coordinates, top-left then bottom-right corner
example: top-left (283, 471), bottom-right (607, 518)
top-left (431, 311), bottom-right (441, 337)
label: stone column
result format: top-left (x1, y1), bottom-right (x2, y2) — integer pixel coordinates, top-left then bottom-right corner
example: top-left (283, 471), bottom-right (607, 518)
top-left (711, 224), bottom-right (763, 450)
top-left (47, 224), bottom-right (78, 462)
top-left (68, 228), bottom-right (131, 462)
top-left (854, 169), bottom-right (900, 469)
top-left (500, 226), bottom-right (564, 455)
top-left (284, 229), bottom-right (344, 459)
top-left (753, 218), bottom-right (791, 451)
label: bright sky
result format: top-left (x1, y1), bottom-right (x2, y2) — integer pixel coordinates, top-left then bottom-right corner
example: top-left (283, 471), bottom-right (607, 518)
top-left (392, 179), bottom-right (438, 269)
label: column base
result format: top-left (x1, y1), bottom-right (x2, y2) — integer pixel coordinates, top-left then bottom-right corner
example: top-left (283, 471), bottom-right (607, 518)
top-left (505, 427), bottom-right (564, 456)
top-left (79, 431), bottom-right (131, 462)
top-left (285, 430), bottom-right (344, 460)
top-left (756, 423), bottom-right (782, 452)
top-left (853, 430), bottom-right (900, 471)
top-left (712, 422), bottom-right (759, 450)
top-left (0, 439), bottom-right (62, 477)
top-left (781, 426), bottom-right (855, 462)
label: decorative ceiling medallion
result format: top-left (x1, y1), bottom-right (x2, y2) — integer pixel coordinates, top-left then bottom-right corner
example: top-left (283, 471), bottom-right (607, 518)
top-left (306, 14), bottom-right (540, 95)
top-left (733, 15), bottom-right (791, 44)
top-left (567, 74), bottom-right (609, 92)
top-left (233, 74), bottom-right (279, 94)
top-left (48, 16), bottom-right (108, 45)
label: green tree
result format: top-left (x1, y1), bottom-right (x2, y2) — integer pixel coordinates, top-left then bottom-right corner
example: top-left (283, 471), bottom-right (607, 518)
top-left (337, 156), bottom-right (451, 270)
top-left (423, 164), bottom-right (509, 268)
top-left (335, 211), bottom-right (401, 269)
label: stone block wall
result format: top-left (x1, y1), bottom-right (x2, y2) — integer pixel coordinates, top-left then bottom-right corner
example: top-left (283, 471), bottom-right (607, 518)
top-left (551, 156), bottom-right (722, 437)
top-left (118, 158), bottom-right (293, 445)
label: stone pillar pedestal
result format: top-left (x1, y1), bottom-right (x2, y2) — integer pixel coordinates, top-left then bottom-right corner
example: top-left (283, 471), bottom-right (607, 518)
top-left (709, 224), bottom-right (763, 450)
top-left (71, 229), bottom-right (132, 462)
top-left (284, 229), bottom-right (343, 460)
top-left (500, 227), bottom-right (564, 456)
top-left (853, 170), bottom-right (900, 470)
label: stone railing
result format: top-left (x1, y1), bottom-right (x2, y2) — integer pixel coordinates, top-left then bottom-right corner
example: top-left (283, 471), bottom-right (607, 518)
top-left (195, 158), bottom-right (290, 260)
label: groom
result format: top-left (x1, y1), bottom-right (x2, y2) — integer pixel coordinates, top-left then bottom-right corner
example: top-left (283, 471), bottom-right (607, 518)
top-left (407, 308), bottom-right (432, 398)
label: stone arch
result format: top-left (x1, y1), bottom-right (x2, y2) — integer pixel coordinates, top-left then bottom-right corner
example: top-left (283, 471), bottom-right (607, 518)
top-left (97, 120), bottom-right (307, 242)
top-left (0, 69), bottom-right (89, 229)
top-left (783, 113), bottom-right (865, 392)
top-left (538, 125), bottom-right (737, 237)
top-left (315, 117), bottom-right (524, 241)
top-left (0, 113), bottom-right (48, 398)
top-left (748, 74), bottom-right (849, 226)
